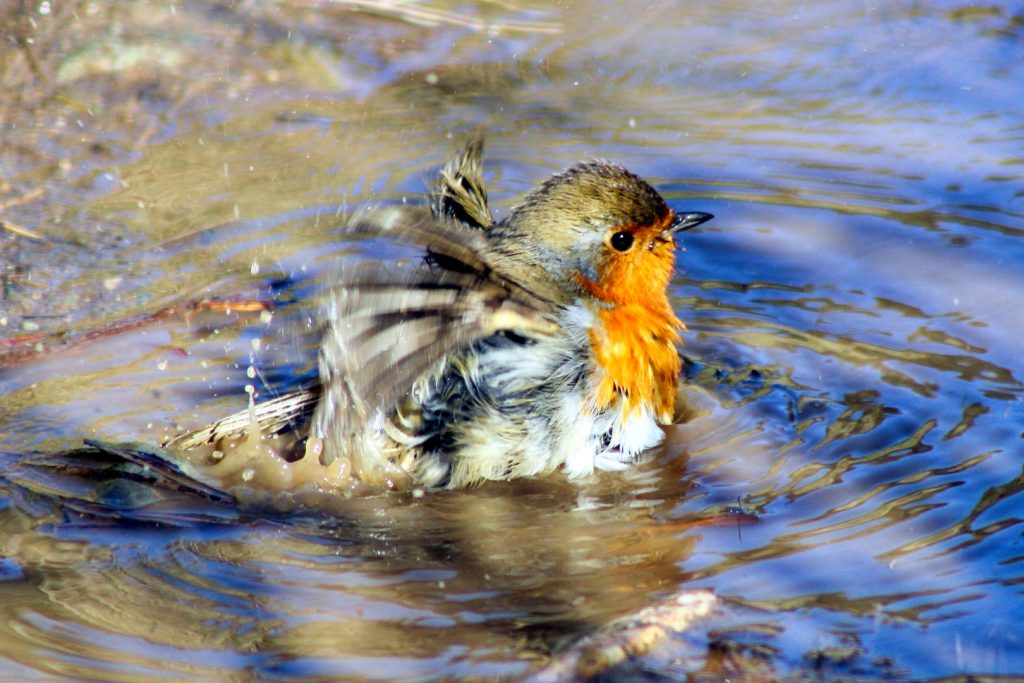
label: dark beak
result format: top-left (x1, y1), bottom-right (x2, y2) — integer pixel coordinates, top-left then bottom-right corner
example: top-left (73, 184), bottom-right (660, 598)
top-left (669, 211), bottom-right (714, 233)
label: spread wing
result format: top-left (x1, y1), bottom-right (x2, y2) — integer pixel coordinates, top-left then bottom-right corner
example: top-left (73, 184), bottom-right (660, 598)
top-left (314, 208), bottom-right (559, 464)
top-left (169, 208), bottom-right (557, 459)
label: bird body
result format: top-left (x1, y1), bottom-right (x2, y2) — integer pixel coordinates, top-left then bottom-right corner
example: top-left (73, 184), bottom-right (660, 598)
top-left (170, 140), bottom-right (712, 493)
top-left (388, 301), bottom-right (669, 488)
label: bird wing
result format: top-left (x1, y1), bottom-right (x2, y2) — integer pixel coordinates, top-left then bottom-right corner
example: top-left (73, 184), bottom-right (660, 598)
top-left (169, 208), bottom-right (556, 459)
top-left (313, 208), bottom-right (559, 464)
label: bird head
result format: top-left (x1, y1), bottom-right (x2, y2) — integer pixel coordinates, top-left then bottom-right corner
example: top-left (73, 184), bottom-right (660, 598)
top-left (492, 162), bottom-right (711, 307)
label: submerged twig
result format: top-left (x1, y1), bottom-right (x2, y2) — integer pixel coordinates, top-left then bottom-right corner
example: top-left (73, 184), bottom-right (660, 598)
top-left (0, 187), bottom-right (44, 211)
top-left (0, 187), bottom-right (46, 240)
top-left (533, 590), bottom-right (718, 681)
top-left (0, 219), bottom-right (44, 240)
top-left (282, 0), bottom-right (562, 34)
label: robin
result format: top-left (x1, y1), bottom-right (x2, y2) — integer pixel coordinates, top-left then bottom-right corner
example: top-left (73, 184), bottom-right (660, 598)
top-left (169, 139), bottom-right (712, 492)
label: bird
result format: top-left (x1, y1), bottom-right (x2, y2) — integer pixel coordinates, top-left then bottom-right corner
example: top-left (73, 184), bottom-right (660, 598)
top-left (166, 138), bottom-right (712, 493)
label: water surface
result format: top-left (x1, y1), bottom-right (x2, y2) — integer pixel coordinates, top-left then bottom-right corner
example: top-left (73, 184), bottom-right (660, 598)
top-left (1, 0), bottom-right (1023, 679)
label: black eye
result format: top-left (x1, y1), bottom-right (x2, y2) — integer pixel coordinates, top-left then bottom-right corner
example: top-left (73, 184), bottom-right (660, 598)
top-left (610, 231), bottom-right (634, 252)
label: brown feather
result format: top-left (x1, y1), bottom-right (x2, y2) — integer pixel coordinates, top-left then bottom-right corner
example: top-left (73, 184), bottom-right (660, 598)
top-left (166, 387), bottom-right (321, 450)
top-left (313, 208), bottom-right (559, 465)
top-left (430, 136), bottom-right (492, 229)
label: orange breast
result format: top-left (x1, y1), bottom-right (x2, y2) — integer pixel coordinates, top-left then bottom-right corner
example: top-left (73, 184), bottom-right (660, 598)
top-left (574, 215), bottom-right (685, 423)
top-left (587, 301), bottom-right (683, 423)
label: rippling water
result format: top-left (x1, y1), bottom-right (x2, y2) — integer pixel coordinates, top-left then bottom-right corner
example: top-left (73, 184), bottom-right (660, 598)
top-left (1, 0), bottom-right (1023, 679)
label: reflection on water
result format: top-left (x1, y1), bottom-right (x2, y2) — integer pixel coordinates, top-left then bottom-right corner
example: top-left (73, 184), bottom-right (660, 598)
top-left (2, 0), bottom-right (1024, 679)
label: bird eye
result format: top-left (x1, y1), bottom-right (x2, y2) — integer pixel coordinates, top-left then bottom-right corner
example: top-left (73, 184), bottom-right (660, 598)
top-left (610, 231), bottom-right (634, 252)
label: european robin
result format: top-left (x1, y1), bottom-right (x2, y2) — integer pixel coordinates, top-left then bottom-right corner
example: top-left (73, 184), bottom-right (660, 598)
top-left (170, 139), bottom-right (712, 492)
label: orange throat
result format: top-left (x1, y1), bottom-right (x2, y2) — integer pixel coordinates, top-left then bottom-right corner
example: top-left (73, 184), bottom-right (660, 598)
top-left (585, 296), bottom-right (684, 424)
top-left (574, 212), bottom-right (686, 424)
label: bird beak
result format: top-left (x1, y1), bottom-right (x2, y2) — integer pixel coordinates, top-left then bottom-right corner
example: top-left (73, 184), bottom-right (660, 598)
top-left (668, 211), bottom-right (714, 234)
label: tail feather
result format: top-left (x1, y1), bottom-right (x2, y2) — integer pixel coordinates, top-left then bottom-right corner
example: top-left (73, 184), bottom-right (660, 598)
top-left (430, 136), bottom-right (493, 229)
top-left (166, 386), bottom-right (320, 451)
top-left (82, 439), bottom-right (234, 503)
top-left (3, 441), bottom-right (240, 524)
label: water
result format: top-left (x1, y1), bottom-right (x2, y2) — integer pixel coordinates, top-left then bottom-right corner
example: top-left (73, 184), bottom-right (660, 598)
top-left (1, 0), bottom-right (1023, 679)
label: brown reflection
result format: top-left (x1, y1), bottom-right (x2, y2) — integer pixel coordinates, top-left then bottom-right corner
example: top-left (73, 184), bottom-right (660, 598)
top-left (0, 453), bottom-right (717, 678)
top-left (694, 313), bottom-right (1020, 397)
top-left (0, 507), bottom-right (255, 679)
top-left (814, 390), bottom-right (899, 450)
top-left (878, 462), bottom-right (1024, 564)
top-left (943, 402), bottom-right (991, 441)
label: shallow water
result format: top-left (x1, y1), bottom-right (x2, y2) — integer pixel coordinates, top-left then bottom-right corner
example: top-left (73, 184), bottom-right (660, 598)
top-left (1, 0), bottom-right (1023, 680)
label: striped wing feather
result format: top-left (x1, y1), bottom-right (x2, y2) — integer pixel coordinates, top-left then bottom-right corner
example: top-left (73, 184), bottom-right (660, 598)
top-left (314, 209), bottom-right (557, 460)
top-left (171, 208), bottom-right (557, 462)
